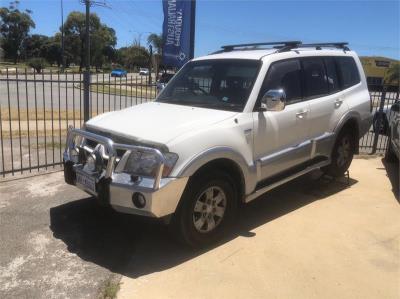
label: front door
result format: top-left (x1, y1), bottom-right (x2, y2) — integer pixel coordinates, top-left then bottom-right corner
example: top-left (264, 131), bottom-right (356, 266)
top-left (253, 59), bottom-right (311, 181)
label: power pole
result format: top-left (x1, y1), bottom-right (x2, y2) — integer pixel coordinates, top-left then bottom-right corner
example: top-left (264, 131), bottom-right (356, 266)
top-left (80, 0), bottom-right (109, 121)
top-left (61, 0), bottom-right (65, 71)
top-left (148, 45), bottom-right (152, 85)
top-left (83, 0), bottom-right (91, 122)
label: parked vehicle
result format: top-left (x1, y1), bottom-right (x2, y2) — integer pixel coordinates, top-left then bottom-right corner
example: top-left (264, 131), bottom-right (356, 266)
top-left (373, 103), bottom-right (393, 135)
top-left (139, 68), bottom-right (149, 76)
top-left (64, 41), bottom-right (372, 247)
top-left (156, 73), bottom-right (175, 94)
top-left (385, 100), bottom-right (399, 161)
top-left (110, 69), bottom-right (127, 77)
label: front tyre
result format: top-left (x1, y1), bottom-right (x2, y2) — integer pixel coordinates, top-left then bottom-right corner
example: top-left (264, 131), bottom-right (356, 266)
top-left (172, 171), bottom-right (238, 248)
top-left (323, 130), bottom-right (355, 177)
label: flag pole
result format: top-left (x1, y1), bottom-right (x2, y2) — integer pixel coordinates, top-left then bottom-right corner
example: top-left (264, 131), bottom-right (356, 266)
top-left (189, 0), bottom-right (196, 60)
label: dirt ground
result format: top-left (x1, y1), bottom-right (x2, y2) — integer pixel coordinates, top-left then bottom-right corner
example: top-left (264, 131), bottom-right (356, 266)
top-left (0, 156), bottom-right (398, 299)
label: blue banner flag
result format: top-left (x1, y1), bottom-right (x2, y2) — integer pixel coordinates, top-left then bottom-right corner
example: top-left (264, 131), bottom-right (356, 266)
top-left (162, 0), bottom-right (195, 68)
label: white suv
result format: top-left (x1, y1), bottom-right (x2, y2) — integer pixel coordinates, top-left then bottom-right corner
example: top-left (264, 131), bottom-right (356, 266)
top-left (64, 41), bottom-right (372, 247)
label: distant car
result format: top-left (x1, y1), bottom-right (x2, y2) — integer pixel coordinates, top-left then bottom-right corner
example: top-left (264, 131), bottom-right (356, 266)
top-left (139, 68), bottom-right (149, 76)
top-left (110, 69), bottom-right (127, 77)
top-left (156, 73), bottom-right (175, 94)
top-left (385, 100), bottom-right (399, 161)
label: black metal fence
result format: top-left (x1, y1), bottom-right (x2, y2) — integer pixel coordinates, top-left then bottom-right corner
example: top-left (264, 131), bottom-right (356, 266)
top-left (0, 68), bottom-right (156, 178)
top-left (0, 68), bottom-right (398, 178)
top-left (359, 88), bottom-right (399, 153)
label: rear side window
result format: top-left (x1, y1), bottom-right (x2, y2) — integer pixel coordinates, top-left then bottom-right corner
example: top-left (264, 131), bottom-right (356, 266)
top-left (324, 57), bottom-right (340, 93)
top-left (336, 57), bottom-right (360, 89)
top-left (302, 58), bottom-right (328, 98)
top-left (260, 59), bottom-right (302, 104)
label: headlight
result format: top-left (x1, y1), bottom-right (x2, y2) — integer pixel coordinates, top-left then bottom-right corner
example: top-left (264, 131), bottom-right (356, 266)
top-left (123, 151), bottom-right (178, 177)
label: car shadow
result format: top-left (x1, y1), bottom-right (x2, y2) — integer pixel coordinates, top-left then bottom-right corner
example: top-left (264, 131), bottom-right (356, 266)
top-left (381, 158), bottom-right (399, 202)
top-left (50, 170), bottom-right (357, 278)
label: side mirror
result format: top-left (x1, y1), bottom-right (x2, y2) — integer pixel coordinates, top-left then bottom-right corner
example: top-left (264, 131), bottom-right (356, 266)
top-left (260, 89), bottom-right (286, 111)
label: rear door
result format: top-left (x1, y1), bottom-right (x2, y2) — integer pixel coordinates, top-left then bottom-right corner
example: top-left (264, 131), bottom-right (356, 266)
top-left (305, 56), bottom-right (349, 157)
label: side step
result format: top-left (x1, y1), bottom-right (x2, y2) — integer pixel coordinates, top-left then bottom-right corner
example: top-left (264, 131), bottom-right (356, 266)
top-left (245, 158), bottom-right (330, 203)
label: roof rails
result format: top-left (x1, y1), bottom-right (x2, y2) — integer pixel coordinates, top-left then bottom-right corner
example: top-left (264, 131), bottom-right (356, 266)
top-left (297, 42), bottom-right (350, 51)
top-left (221, 41), bottom-right (301, 52)
top-left (213, 41), bottom-right (350, 54)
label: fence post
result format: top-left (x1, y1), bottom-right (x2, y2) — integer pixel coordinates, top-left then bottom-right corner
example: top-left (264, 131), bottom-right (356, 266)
top-left (371, 88), bottom-right (386, 154)
top-left (83, 71), bottom-right (90, 122)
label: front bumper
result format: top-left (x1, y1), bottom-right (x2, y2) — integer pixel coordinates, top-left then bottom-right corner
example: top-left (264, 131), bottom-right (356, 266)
top-left (63, 127), bottom-right (188, 218)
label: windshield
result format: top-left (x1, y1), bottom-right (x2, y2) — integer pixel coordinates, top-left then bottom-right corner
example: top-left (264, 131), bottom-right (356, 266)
top-left (156, 59), bottom-right (261, 112)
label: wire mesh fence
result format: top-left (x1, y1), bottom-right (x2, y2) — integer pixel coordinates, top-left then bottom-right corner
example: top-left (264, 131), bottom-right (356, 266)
top-left (0, 67), bottom-right (398, 178)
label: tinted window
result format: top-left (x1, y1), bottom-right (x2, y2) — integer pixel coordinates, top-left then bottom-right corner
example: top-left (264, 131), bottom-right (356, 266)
top-left (324, 57), bottom-right (340, 93)
top-left (260, 59), bottom-right (302, 104)
top-left (302, 58), bottom-right (328, 98)
top-left (336, 57), bottom-right (360, 89)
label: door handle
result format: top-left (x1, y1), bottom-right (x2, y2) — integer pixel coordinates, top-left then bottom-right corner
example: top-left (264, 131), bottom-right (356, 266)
top-left (296, 110), bottom-right (308, 119)
top-left (335, 98), bottom-right (344, 108)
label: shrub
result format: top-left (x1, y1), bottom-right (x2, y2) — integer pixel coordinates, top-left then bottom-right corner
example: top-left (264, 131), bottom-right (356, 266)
top-left (27, 57), bottom-right (47, 73)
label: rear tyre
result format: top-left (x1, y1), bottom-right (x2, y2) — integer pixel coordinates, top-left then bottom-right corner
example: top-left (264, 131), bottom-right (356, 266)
top-left (323, 130), bottom-right (355, 177)
top-left (171, 170), bottom-right (238, 248)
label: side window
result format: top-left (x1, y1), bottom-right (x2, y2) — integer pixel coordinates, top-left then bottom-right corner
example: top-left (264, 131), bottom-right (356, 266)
top-left (302, 58), bottom-right (328, 98)
top-left (260, 59), bottom-right (302, 105)
top-left (324, 57), bottom-right (340, 93)
top-left (336, 57), bottom-right (361, 89)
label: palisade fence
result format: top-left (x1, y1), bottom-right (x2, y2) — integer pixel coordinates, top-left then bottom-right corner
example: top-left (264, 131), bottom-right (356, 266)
top-left (0, 67), bottom-right (398, 178)
top-left (0, 68), bottom-right (157, 178)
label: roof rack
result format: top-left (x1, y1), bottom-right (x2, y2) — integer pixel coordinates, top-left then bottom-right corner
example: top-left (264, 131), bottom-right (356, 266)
top-left (210, 41), bottom-right (302, 54)
top-left (276, 42), bottom-right (350, 53)
top-left (211, 41), bottom-right (350, 55)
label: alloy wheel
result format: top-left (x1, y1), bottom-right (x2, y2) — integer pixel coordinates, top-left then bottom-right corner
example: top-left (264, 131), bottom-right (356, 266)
top-left (192, 186), bottom-right (227, 233)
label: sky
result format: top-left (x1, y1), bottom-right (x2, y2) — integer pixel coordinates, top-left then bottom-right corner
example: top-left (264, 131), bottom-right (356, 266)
top-left (8, 0), bottom-right (400, 59)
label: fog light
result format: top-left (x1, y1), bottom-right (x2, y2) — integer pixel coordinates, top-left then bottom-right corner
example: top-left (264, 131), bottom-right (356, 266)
top-left (70, 148), bottom-right (79, 163)
top-left (132, 192), bottom-right (146, 208)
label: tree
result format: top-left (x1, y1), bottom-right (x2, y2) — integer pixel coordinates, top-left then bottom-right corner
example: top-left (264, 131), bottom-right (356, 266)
top-left (62, 11), bottom-right (116, 71)
top-left (42, 36), bottom-right (62, 67)
top-left (24, 34), bottom-right (49, 59)
top-left (122, 45), bottom-right (150, 69)
top-left (147, 33), bottom-right (163, 78)
top-left (386, 63), bottom-right (399, 87)
top-left (0, 1), bottom-right (35, 63)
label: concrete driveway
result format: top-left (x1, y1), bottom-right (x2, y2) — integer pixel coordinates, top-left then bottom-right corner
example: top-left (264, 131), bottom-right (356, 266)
top-left (0, 157), bottom-right (398, 299)
top-left (118, 157), bottom-right (399, 299)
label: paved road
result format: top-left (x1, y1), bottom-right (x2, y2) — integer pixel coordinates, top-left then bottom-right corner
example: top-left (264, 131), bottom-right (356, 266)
top-left (0, 72), bottom-right (154, 111)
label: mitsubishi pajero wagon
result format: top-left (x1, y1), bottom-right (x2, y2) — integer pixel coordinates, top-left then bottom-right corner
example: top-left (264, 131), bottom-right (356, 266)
top-left (64, 41), bottom-right (372, 247)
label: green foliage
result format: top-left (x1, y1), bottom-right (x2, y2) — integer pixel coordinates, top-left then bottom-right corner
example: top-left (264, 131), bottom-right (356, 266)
top-left (147, 33), bottom-right (163, 77)
top-left (0, 1), bottom-right (35, 63)
top-left (116, 45), bottom-right (149, 70)
top-left (27, 57), bottom-right (47, 73)
top-left (386, 63), bottom-right (399, 85)
top-left (24, 34), bottom-right (49, 58)
top-left (147, 33), bottom-right (163, 54)
top-left (62, 11), bottom-right (116, 71)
